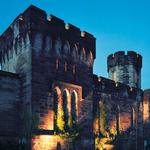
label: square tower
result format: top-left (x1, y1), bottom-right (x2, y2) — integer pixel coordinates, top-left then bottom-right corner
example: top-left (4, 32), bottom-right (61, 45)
top-left (0, 5), bottom-right (96, 150)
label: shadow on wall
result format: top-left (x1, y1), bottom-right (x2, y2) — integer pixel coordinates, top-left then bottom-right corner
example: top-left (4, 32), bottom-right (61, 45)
top-left (57, 142), bottom-right (61, 150)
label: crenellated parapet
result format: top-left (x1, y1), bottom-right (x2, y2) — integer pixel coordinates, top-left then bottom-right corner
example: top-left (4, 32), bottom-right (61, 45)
top-left (0, 9), bottom-right (31, 65)
top-left (107, 51), bottom-right (142, 71)
top-left (31, 15), bottom-right (95, 66)
top-left (26, 5), bottom-right (96, 61)
top-left (93, 74), bottom-right (143, 100)
top-left (0, 5), bottom-right (96, 67)
top-left (93, 74), bottom-right (143, 140)
top-left (29, 5), bottom-right (96, 57)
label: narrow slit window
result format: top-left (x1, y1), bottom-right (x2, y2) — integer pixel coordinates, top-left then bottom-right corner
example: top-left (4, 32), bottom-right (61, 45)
top-left (56, 59), bottom-right (59, 70)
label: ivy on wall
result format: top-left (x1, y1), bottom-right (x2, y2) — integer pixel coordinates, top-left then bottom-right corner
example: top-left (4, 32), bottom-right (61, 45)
top-left (54, 90), bottom-right (65, 132)
top-left (54, 89), bottom-right (77, 133)
top-left (63, 91), bottom-right (69, 131)
top-left (71, 92), bottom-right (77, 128)
top-left (99, 101), bottom-right (108, 137)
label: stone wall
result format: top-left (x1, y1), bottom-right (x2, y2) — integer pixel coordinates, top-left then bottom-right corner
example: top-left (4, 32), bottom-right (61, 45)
top-left (143, 89), bottom-right (150, 123)
top-left (143, 89), bottom-right (150, 144)
top-left (0, 71), bottom-right (20, 142)
top-left (0, 4), bottom-right (147, 150)
top-left (32, 135), bottom-right (70, 150)
top-left (28, 5), bottom-right (95, 149)
top-left (0, 5), bottom-right (96, 150)
top-left (93, 74), bottom-right (143, 149)
top-left (0, 6), bottom-right (34, 149)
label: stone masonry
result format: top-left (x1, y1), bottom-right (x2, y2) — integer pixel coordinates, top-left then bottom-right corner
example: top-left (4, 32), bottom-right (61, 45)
top-left (0, 5), bottom-right (148, 150)
top-left (0, 5), bottom-right (95, 150)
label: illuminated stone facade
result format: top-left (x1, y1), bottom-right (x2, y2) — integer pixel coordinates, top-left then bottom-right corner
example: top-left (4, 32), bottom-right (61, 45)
top-left (0, 5), bottom-right (95, 150)
top-left (93, 51), bottom-right (144, 150)
top-left (0, 5), bottom-right (148, 150)
top-left (143, 89), bottom-right (150, 123)
top-left (93, 76), bottom-right (143, 150)
top-left (143, 89), bottom-right (150, 148)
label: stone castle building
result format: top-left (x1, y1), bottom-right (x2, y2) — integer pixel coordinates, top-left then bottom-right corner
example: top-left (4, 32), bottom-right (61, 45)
top-left (0, 5), bottom-right (149, 150)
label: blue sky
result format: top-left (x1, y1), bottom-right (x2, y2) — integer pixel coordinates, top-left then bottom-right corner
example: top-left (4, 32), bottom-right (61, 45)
top-left (0, 0), bottom-right (150, 89)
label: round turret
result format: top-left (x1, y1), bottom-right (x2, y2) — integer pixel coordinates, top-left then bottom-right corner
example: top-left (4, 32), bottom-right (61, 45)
top-left (107, 51), bottom-right (142, 88)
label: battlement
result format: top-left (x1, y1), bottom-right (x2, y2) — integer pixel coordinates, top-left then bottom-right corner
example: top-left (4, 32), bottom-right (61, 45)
top-left (144, 89), bottom-right (150, 94)
top-left (107, 51), bottom-right (142, 71)
top-left (93, 74), bottom-right (143, 99)
top-left (48, 15), bottom-right (65, 29)
top-left (0, 5), bottom-right (96, 61)
top-left (0, 5), bottom-right (46, 38)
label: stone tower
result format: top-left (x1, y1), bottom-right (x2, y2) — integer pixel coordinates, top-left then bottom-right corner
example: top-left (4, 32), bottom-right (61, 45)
top-left (107, 51), bottom-right (142, 88)
top-left (0, 5), bottom-right (96, 150)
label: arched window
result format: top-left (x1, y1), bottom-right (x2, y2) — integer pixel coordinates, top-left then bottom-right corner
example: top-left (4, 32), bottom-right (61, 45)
top-left (116, 105), bottom-right (121, 134)
top-left (55, 59), bottom-right (59, 70)
top-left (55, 38), bottom-right (61, 56)
top-left (131, 107), bottom-right (136, 128)
top-left (33, 33), bottom-right (42, 55)
top-left (53, 87), bottom-right (64, 132)
top-left (94, 101), bottom-right (101, 136)
top-left (45, 36), bottom-right (52, 55)
top-left (62, 89), bottom-right (70, 130)
top-left (80, 48), bottom-right (86, 62)
top-left (63, 41), bottom-right (70, 55)
top-left (64, 62), bottom-right (67, 72)
top-left (71, 90), bottom-right (78, 127)
top-left (87, 51), bottom-right (93, 66)
top-left (73, 65), bottom-right (76, 74)
top-left (99, 101), bottom-right (108, 135)
top-left (72, 44), bottom-right (78, 60)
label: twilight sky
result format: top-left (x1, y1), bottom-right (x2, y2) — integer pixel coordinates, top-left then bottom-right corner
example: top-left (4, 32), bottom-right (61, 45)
top-left (0, 0), bottom-right (150, 89)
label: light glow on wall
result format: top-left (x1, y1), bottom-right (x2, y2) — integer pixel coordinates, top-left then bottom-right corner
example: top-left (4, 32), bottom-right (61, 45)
top-left (39, 110), bottom-right (54, 130)
top-left (120, 112), bottom-right (131, 131)
top-left (110, 116), bottom-right (117, 136)
top-left (143, 99), bottom-right (149, 123)
top-left (32, 135), bottom-right (65, 150)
